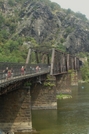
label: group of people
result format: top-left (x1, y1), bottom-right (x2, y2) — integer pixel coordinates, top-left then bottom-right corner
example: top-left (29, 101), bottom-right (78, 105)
top-left (3, 65), bottom-right (41, 80)
top-left (21, 65), bottom-right (41, 75)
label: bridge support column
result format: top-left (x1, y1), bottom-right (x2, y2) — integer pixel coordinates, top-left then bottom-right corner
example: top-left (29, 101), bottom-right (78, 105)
top-left (0, 88), bottom-right (32, 133)
top-left (56, 73), bottom-right (71, 94)
top-left (71, 71), bottom-right (79, 86)
top-left (31, 81), bottom-right (57, 110)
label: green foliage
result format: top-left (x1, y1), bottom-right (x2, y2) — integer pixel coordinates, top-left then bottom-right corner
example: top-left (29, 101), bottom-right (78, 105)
top-left (0, 38), bottom-right (28, 62)
top-left (75, 12), bottom-right (87, 21)
top-left (80, 62), bottom-right (89, 81)
top-left (60, 38), bottom-right (65, 43)
top-left (66, 8), bottom-right (72, 14)
top-left (68, 69), bottom-right (78, 84)
top-left (9, 23), bottom-right (17, 33)
top-left (77, 52), bottom-right (87, 58)
top-left (44, 81), bottom-right (55, 89)
top-left (43, 74), bottom-right (56, 88)
top-left (5, 40), bottom-right (19, 52)
top-left (0, 1), bottom-right (3, 8)
top-left (15, 0), bottom-right (27, 3)
top-left (0, 13), bottom-right (5, 28)
top-left (56, 94), bottom-right (72, 99)
top-left (38, 0), bottom-right (51, 5)
top-left (50, 2), bottom-right (61, 11)
top-left (65, 26), bottom-right (74, 34)
top-left (57, 43), bottom-right (66, 52)
top-left (0, 30), bottom-right (9, 41)
top-left (0, 33), bottom-right (39, 62)
top-left (46, 75), bottom-right (51, 80)
top-left (24, 82), bottom-right (32, 86)
top-left (68, 69), bottom-right (72, 73)
top-left (15, 37), bottom-right (23, 45)
top-left (68, 69), bottom-right (75, 80)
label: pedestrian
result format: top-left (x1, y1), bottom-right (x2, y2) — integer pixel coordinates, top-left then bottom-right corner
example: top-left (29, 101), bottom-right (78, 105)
top-left (36, 66), bottom-right (39, 72)
top-left (7, 69), bottom-right (11, 79)
top-left (21, 66), bottom-right (24, 75)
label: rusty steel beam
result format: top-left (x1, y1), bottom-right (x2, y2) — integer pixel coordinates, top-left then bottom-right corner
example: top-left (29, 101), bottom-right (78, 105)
top-left (76, 58), bottom-right (80, 70)
top-left (50, 48), bottom-right (55, 75)
top-left (26, 48), bottom-right (31, 64)
top-left (35, 51), bottom-right (39, 63)
top-left (73, 57), bottom-right (76, 70)
top-left (47, 54), bottom-right (50, 65)
top-left (67, 54), bottom-right (69, 71)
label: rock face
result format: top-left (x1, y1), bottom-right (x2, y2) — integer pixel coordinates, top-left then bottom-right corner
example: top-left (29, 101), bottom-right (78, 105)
top-left (1, 0), bottom-right (89, 54)
top-left (18, 1), bottom-right (60, 46)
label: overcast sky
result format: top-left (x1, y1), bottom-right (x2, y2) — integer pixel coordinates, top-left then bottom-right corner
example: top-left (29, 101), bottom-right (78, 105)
top-left (50, 0), bottom-right (89, 19)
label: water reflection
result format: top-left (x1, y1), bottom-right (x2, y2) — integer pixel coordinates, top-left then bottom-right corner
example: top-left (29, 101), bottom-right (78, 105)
top-left (32, 83), bottom-right (89, 134)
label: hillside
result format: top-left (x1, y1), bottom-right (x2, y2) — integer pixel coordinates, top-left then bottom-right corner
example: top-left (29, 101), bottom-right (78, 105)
top-left (0, 0), bottom-right (89, 62)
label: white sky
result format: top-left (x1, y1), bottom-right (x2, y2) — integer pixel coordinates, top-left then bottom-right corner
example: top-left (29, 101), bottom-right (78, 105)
top-left (50, 0), bottom-right (89, 19)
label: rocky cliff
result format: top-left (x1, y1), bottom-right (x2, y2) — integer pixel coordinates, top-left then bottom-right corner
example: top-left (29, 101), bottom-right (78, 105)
top-left (0, 0), bottom-right (89, 55)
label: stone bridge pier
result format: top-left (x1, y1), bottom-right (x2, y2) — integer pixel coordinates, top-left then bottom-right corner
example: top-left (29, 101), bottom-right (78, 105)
top-left (0, 87), bottom-right (32, 133)
top-left (31, 82), bottom-right (57, 110)
top-left (56, 71), bottom-right (79, 94)
top-left (56, 73), bottom-right (71, 94)
top-left (30, 73), bottom-right (74, 110)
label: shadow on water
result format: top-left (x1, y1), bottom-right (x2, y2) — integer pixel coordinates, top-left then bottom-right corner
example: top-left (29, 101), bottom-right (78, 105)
top-left (31, 83), bottom-right (89, 134)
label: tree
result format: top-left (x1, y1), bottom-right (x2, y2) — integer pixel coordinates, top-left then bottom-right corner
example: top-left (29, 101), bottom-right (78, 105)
top-left (75, 12), bottom-right (87, 21)
top-left (0, 14), bottom-right (4, 28)
top-left (80, 62), bottom-right (89, 81)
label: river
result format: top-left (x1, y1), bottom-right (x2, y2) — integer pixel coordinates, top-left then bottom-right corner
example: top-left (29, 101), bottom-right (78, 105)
top-left (32, 83), bottom-right (89, 134)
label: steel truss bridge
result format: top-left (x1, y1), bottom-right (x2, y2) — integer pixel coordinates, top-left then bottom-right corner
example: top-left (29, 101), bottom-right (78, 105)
top-left (0, 48), bottom-right (80, 95)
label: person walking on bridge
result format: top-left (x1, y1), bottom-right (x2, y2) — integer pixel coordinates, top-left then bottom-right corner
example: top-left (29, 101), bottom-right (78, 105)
top-left (7, 69), bottom-right (11, 79)
top-left (21, 66), bottom-right (24, 75)
top-left (36, 66), bottom-right (39, 73)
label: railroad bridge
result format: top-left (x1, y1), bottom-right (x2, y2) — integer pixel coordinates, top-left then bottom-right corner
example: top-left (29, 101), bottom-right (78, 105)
top-left (0, 48), bottom-right (80, 133)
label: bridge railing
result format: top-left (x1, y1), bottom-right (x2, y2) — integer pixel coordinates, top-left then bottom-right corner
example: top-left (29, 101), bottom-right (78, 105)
top-left (0, 62), bottom-right (50, 84)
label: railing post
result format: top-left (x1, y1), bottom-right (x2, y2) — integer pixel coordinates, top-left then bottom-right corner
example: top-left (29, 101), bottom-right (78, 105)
top-left (50, 48), bottom-right (55, 75)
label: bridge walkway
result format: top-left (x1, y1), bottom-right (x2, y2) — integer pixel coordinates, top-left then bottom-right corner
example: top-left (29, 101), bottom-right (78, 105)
top-left (0, 64), bottom-right (49, 87)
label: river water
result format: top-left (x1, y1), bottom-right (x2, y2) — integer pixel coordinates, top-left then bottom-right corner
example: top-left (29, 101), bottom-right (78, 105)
top-left (32, 83), bottom-right (89, 134)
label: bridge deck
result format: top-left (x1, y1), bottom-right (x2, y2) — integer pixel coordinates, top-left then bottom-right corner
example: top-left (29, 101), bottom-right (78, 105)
top-left (0, 70), bottom-right (49, 87)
